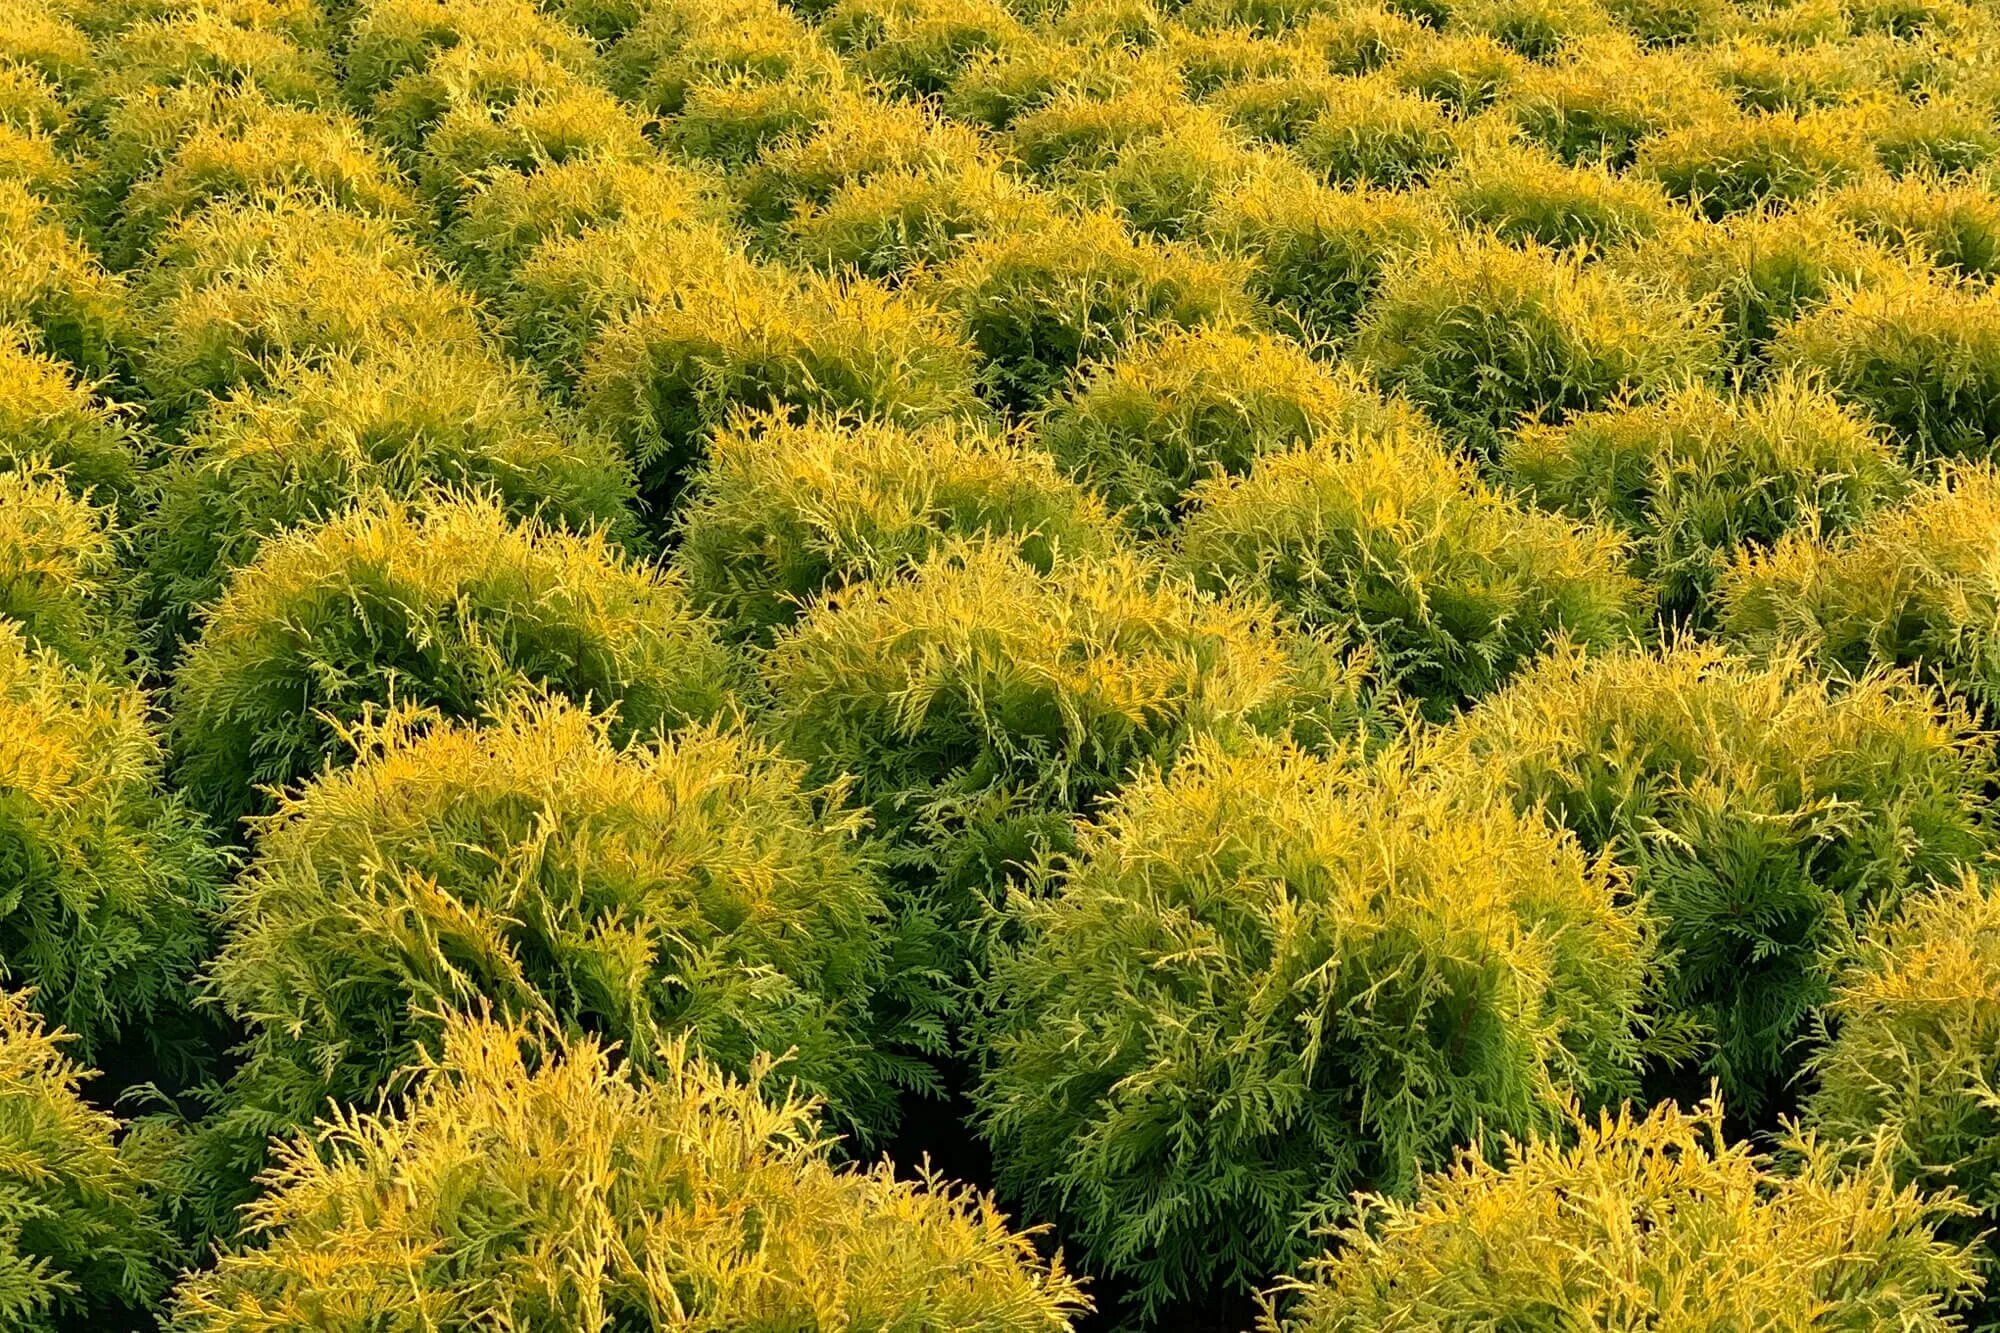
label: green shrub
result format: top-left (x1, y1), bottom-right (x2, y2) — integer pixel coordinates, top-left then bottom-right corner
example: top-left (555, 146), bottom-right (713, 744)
top-left (1085, 111), bottom-right (1277, 240)
top-left (1600, 0), bottom-right (1728, 42)
top-left (0, 0), bottom-right (95, 95)
top-left (1204, 172), bottom-right (1445, 340)
top-left (1869, 91), bottom-right (2000, 176)
top-left (1773, 272), bottom-right (2000, 462)
top-left (1500, 36), bottom-right (1730, 164)
top-left (1450, 0), bottom-right (1613, 59)
top-left (1425, 642), bottom-right (1996, 1104)
top-left (1264, 1097), bottom-right (1980, 1330)
top-left (1209, 72), bottom-right (1347, 145)
top-left (1166, 27), bottom-right (1306, 98)
top-left (1038, 324), bottom-right (1422, 531)
top-left (604, 0), bottom-right (843, 120)
top-left (170, 1015), bottom-right (1088, 1330)
top-left (344, 0), bottom-right (595, 107)
top-left (0, 625), bottom-right (221, 1061)
top-left (1356, 234), bottom-right (1723, 454)
top-left (1290, 4), bottom-right (1427, 73)
top-left (1180, 424), bottom-right (1645, 712)
top-left (1501, 374), bottom-right (1912, 616)
top-left (0, 988), bottom-right (175, 1333)
top-left (132, 196), bottom-right (486, 415)
top-left (930, 211), bottom-right (1256, 411)
top-left (578, 267), bottom-right (982, 505)
top-left (138, 343), bottom-right (640, 649)
top-left (1294, 74), bottom-right (1462, 187)
top-left (974, 738), bottom-right (1649, 1314)
top-left (88, 9), bottom-right (333, 109)
top-left (0, 325), bottom-right (137, 503)
top-left (410, 79), bottom-right (650, 214)
top-left (676, 411), bottom-right (1115, 641)
top-left (1441, 137), bottom-right (1675, 249)
top-left (782, 159), bottom-right (1054, 279)
top-left (1704, 34), bottom-right (1885, 112)
top-left (820, 0), bottom-right (1026, 97)
top-left (1388, 31), bottom-right (1524, 110)
top-left (0, 466), bottom-right (132, 671)
top-left (764, 541), bottom-right (1369, 905)
top-left (735, 98), bottom-right (990, 228)
top-left (1637, 106), bottom-right (1872, 217)
top-left (1718, 464), bottom-right (2000, 716)
top-left (666, 75), bottom-right (846, 167)
top-left (0, 181), bottom-right (126, 377)
top-left (1006, 76), bottom-right (1189, 177)
top-left (166, 492), bottom-right (739, 828)
top-left (1828, 171), bottom-right (2000, 279)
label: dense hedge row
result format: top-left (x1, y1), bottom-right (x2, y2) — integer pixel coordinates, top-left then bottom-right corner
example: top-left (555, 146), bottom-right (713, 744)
top-left (8, 0), bottom-right (2000, 1325)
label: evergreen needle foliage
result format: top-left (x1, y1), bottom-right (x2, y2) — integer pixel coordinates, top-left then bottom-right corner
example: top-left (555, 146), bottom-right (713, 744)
top-left (0, 326), bottom-right (139, 505)
top-left (0, 464), bottom-right (133, 673)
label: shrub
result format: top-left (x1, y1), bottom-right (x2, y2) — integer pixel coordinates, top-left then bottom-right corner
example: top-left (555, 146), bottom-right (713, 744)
top-left (1829, 172), bottom-right (2000, 279)
top-left (344, 0), bottom-right (595, 107)
top-left (0, 989), bottom-right (175, 1333)
top-left (782, 159), bottom-right (1053, 279)
top-left (1441, 138), bottom-right (1675, 249)
top-left (1038, 324), bottom-right (1422, 531)
top-left (0, 325), bottom-right (137, 503)
top-left (1425, 643), bottom-right (1996, 1104)
top-left (1294, 74), bottom-right (1462, 187)
top-left (676, 412), bottom-right (1115, 641)
top-left (1704, 34), bottom-right (1885, 113)
top-left (0, 181), bottom-right (126, 377)
top-left (170, 1015), bottom-right (1088, 1330)
top-left (820, 0), bottom-right (1026, 97)
top-left (166, 492), bottom-right (739, 828)
top-left (1870, 91), bottom-right (2000, 176)
top-left (666, 75), bottom-right (845, 167)
top-left (1500, 37), bottom-right (1730, 164)
top-left (1450, 0), bottom-right (1613, 59)
top-left (1356, 234), bottom-right (1723, 454)
top-left (88, 9), bottom-right (334, 109)
top-left (410, 80), bottom-right (650, 214)
top-left (973, 738), bottom-right (1649, 1314)
top-left (1637, 106), bottom-right (1872, 218)
top-left (1718, 464), bottom-right (2000, 716)
top-left (1264, 1097), bottom-right (1980, 1330)
top-left (1204, 173), bottom-right (1444, 340)
top-left (764, 541), bottom-right (1370, 905)
top-left (1007, 77), bottom-right (1189, 177)
top-left (578, 267), bottom-right (982, 505)
top-left (132, 196), bottom-right (486, 416)
top-left (735, 98), bottom-right (990, 228)
top-left (1773, 272), bottom-right (2000, 463)
top-left (0, 466), bottom-right (132, 671)
top-left (1388, 31), bottom-right (1525, 111)
top-left (604, 0), bottom-right (843, 120)
top-left (1501, 374), bottom-right (1912, 616)
top-left (137, 343), bottom-right (640, 649)
top-left (1180, 425), bottom-right (1645, 712)
top-left (930, 211), bottom-right (1256, 411)
top-left (1084, 112), bottom-right (1275, 240)
top-left (1292, 5), bottom-right (1427, 74)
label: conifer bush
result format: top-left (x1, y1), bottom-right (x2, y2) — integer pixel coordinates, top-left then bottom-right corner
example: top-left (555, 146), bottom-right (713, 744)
top-left (1830, 172), bottom-right (2000, 279)
top-left (1356, 234), bottom-right (1724, 454)
top-left (604, 0), bottom-right (845, 121)
top-left (676, 411), bottom-right (1115, 641)
top-left (782, 158), bottom-right (1054, 279)
top-left (1038, 324), bottom-right (1423, 531)
top-left (410, 80), bottom-right (651, 214)
top-left (1388, 31), bottom-right (1525, 111)
top-left (344, 0), bottom-right (595, 110)
top-left (171, 1015), bottom-right (1088, 1330)
top-left (1637, 105), bottom-right (1873, 217)
top-left (1179, 424), bottom-right (1645, 712)
top-left (1441, 138), bottom-right (1676, 249)
top-left (1870, 91), bottom-right (2000, 176)
top-left (1502, 374), bottom-right (1912, 616)
top-left (166, 492), bottom-right (739, 827)
top-left (974, 738), bottom-right (1650, 1313)
top-left (1085, 111), bottom-right (1276, 240)
top-left (1500, 37), bottom-right (1730, 164)
top-left (735, 98), bottom-right (991, 228)
top-left (0, 988), bottom-right (175, 1333)
top-left (0, 181), bottom-right (126, 377)
top-left (0, 466), bottom-right (133, 671)
top-left (0, 326), bottom-right (137, 503)
top-left (1426, 643), bottom-right (1996, 1104)
top-left (820, 0), bottom-right (1027, 97)
top-left (0, 624), bottom-right (221, 1060)
top-left (1294, 74), bottom-right (1462, 187)
top-left (666, 75), bottom-right (846, 167)
top-left (1264, 1097), bottom-right (1980, 1329)
top-left (89, 10), bottom-right (334, 110)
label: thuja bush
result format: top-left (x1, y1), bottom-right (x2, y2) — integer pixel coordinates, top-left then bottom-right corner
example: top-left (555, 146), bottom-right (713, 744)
top-left (1499, 37), bottom-right (1731, 166)
top-left (1452, 0), bottom-right (1613, 59)
top-left (1178, 423), bottom-right (1645, 713)
top-left (1637, 106), bottom-right (1872, 218)
top-left (136, 343), bottom-right (640, 648)
top-left (407, 78), bottom-right (650, 215)
top-left (131, 196), bottom-right (486, 416)
top-left (1718, 464), bottom-right (2000, 716)
top-left (1294, 74), bottom-right (1462, 187)
top-left (0, 624), bottom-right (221, 1061)
top-left (763, 541), bottom-right (1371, 908)
top-left (930, 211), bottom-right (1257, 412)
top-left (1006, 77), bottom-right (1190, 178)
top-left (603, 0), bottom-right (844, 122)
top-left (578, 266), bottom-right (982, 505)
top-left (1440, 138), bottom-right (1676, 250)
top-left (1703, 33), bottom-right (1885, 113)
top-left (1870, 91), bottom-right (2000, 177)
top-left (1083, 111), bottom-right (1277, 240)
top-left (1037, 323), bottom-right (1423, 531)
top-left (0, 325), bottom-right (137, 503)
top-left (87, 9), bottom-right (333, 110)
top-left (170, 1016), bottom-right (1088, 1330)
top-left (1830, 171), bottom-right (2000, 279)
top-left (1355, 234), bottom-right (1723, 455)
top-left (203, 695), bottom-right (929, 1176)
top-left (0, 466), bottom-right (133, 672)
top-left (782, 158), bottom-right (1055, 280)
top-left (973, 738), bottom-right (1649, 1314)
top-left (0, 181), bottom-right (126, 377)
top-left (665, 74), bottom-right (846, 168)
top-left (1387, 31), bottom-right (1524, 111)
top-left (0, 989), bottom-right (175, 1333)
top-left (819, 0), bottom-right (1027, 98)
top-left (1501, 374), bottom-right (1912, 617)
top-left (1425, 643), bottom-right (1996, 1105)
top-left (1772, 270), bottom-right (2000, 461)
top-left (1264, 1098), bottom-right (1980, 1330)
top-left (676, 411), bottom-right (1115, 641)
top-left (734, 98), bottom-right (991, 228)
top-left (166, 492), bottom-right (739, 828)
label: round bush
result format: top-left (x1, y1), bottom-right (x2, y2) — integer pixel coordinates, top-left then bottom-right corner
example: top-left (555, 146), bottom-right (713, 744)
top-left (1426, 642), bottom-right (1996, 1105)
top-left (1355, 234), bottom-right (1723, 454)
top-left (343, 0), bottom-right (594, 106)
top-left (1501, 374), bottom-right (1912, 616)
top-left (931, 210), bottom-right (1257, 412)
top-left (1870, 92), bottom-right (2000, 177)
top-left (1179, 423), bottom-right (1645, 713)
top-left (167, 491), bottom-right (739, 828)
top-left (1772, 270), bottom-right (2000, 462)
top-left (0, 465), bottom-right (132, 672)
top-left (171, 1014), bottom-right (1088, 1330)
top-left (1637, 106), bottom-right (1872, 218)
top-left (1499, 36), bottom-right (1730, 165)
top-left (1084, 112), bottom-right (1277, 241)
top-left (1387, 31), bottom-right (1524, 111)
top-left (974, 737), bottom-right (1650, 1314)
top-left (665, 72), bottom-right (845, 167)
top-left (0, 324), bottom-right (137, 504)
top-left (604, 0), bottom-right (843, 121)
top-left (781, 158), bottom-right (1054, 279)
top-left (137, 343), bottom-right (641, 649)
top-left (409, 78), bottom-right (651, 214)
top-left (88, 9), bottom-right (333, 110)
top-left (820, 0), bottom-right (1027, 97)
top-left (675, 411), bottom-right (1115, 641)
top-left (1294, 74), bottom-right (1462, 187)
top-left (1038, 324), bottom-right (1424, 531)
top-left (1006, 78), bottom-right (1188, 178)
top-left (0, 181), bottom-right (126, 377)
top-left (1264, 1097), bottom-right (1979, 1330)
top-left (1441, 138), bottom-right (1675, 250)
top-left (1450, 0), bottom-right (1612, 60)
top-left (735, 97), bottom-right (991, 228)
top-left (1828, 172), bottom-right (2000, 280)
top-left (0, 988), bottom-right (175, 1333)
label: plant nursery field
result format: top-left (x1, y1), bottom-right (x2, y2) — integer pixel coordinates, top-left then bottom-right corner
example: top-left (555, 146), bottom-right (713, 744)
top-left (14, 0), bottom-right (2000, 1325)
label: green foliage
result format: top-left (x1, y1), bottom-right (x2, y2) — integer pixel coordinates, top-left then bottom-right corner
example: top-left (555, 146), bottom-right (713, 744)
top-left (736, 97), bottom-right (991, 227)
top-left (604, 0), bottom-right (844, 120)
top-left (1388, 30), bottom-right (1525, 111)
top-left (409, 79), bottom-right (650, 214)
top-left (88, 9), bottom-right (334, 110)
top-left (1441, 137), bottom-right (1675, 249)
top-left (344, 0), bottom-right (594, 110)
top-left (166, 491), bottom-right (739, 828)
top-left (0, 989), bottom-right (175, 1333)
top-left (1294, 74), bottom-right (1462, 187)
top-left (0, 325), bottom-right (137, 503)
top-left (1426, 643), bottom-right (1996, 1105)
top-left (974, 738), bottom-right (1650, 1314)
top-left (171, 1015), bottom-right (1087, 1329)
top-left (1500, 36), bottom-right (1731, 164)
top-left (782, 157), bottom-right (1054, 279)
top-left (1870, 91), bottom-right (2000, 176)
top-left (676, 411), bottom-right (1115, 641)
top-left (1265, 1097), bottom-right (1981, 1330)
top-left (821, 0), bottom-right (1027, 97)
top-left (1830, 171), bottom-right (2000, 279)
top-left (0, 181), bottom-right (126, 377)
top-left (0, 465), bottom-right (132, 671)
top-left (1637, 105), bottom-right (1872, 216)
top-left (1038, 324), bottom-right (1423, 531)
top-left (1501, 374), bottom-right (1911, 616)
top-left (1356, 233), bottom-right (1724, 454)
top-left (1179, 423), bottom-right (1645, 713)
